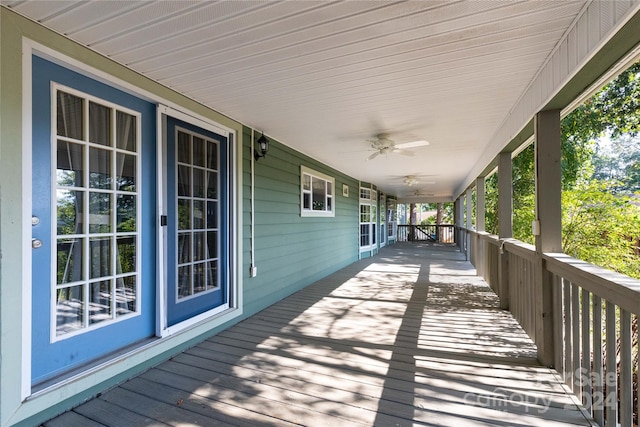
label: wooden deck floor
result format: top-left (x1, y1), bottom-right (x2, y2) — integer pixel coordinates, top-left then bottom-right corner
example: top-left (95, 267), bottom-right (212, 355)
top-left (44, 243), bottom-right (594, 427)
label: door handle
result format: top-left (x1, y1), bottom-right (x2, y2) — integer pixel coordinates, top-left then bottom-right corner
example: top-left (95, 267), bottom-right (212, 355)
top-left (32, 239), bottom-right (43, 249)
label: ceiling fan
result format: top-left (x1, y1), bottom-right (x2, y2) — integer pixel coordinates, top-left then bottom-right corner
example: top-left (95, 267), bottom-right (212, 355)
top-left (403, 189), bottom-right (435, 197)
top-left (386, 174), bottom-right (437, 186)
top-left (366, 133), bottom-right (429, 160)
top-left (402, 175), bottom-right (436, 186)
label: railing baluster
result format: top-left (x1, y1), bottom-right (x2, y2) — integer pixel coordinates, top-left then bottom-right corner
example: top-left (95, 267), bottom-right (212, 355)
top-left (581, 288), bottom-right (592, 413)
top-left (572, 282), bottom-right (581, 396)
top-left (619, 310), bottom-right (632, 427)
top-left (553, 273), bottom-right (563, 373)
top-left (593, 295), bottom-right (604, 425)
top-left (605, 301), bottom-right (617, 427)
top-left (564, 278), bottom-right (573, 387)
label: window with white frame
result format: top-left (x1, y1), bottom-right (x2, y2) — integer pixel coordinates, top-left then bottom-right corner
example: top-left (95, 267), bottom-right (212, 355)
top-left (359, 187), bottom-right (377, 250)
top-left (301, 166), bottom-right (334, 217)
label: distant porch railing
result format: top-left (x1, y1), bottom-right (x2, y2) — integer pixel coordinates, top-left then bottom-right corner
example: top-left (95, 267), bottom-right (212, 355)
top-left (468, 230), bottom-right (639, 427)
top-left (397, 224), bottom-right (455, 243)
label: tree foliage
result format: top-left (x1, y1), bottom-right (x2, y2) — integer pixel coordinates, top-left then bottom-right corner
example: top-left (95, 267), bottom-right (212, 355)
top-left (562, 181), bottom-right (640, 278)
top-left (483, 60), bottom-right (640, 277)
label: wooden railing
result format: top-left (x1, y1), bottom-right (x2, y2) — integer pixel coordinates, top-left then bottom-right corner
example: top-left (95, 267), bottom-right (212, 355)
top-left (396, 224), bottom-right (455, 243)
top-left (467, 229), bottom-right (639, 427)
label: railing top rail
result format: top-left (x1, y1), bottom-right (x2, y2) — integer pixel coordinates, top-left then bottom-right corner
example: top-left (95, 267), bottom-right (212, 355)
top-left (544, 252), bottom-right (640, 315)
top-left (502, 239), bottom-right (537, 262)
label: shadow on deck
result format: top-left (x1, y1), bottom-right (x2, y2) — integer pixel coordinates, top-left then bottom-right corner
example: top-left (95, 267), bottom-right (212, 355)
top-left (45, 243), bottom-right (593, 427)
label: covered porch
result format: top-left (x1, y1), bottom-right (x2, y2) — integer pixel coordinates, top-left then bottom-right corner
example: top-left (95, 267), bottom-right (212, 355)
top-left (45, 243), bottom-right (591, 426)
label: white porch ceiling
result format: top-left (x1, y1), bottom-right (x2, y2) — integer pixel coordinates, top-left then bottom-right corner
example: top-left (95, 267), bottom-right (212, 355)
top-left (6, 0), bottom-right (594, 201)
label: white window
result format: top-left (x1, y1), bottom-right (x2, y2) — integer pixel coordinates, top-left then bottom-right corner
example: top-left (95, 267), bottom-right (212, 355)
top-left (359, 187), bottom-right (377, 251)
top-left (301, 166), bottom-right (335, 217)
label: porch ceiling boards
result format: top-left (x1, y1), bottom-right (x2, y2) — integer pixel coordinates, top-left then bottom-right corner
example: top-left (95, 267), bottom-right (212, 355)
top-left (5, 0), bottom-right (591, 200)
top-left (44, 243), bottom-right (592, 427)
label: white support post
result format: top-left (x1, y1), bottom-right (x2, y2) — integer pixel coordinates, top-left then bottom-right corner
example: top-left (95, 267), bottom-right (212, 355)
top-left (476, 177), bottom-right (485, 232)
top-left (498, 152), bottom-right (512, 310)
top-left (476, 177), bottom-right (486, 276)
top-left (465, 188), bottom-right (472, 260)
top-left (534, 109), bottom-right (562, 367)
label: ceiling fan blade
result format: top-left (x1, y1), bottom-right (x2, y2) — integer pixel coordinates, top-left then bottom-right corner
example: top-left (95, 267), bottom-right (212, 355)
top-left (396, 140), bottom-right (430, 149)
top-left (367, 151), bottom-right (380, 160)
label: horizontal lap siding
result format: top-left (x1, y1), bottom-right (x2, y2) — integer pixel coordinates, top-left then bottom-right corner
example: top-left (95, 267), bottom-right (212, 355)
top-left (242, 126), bottom-right (359, 316)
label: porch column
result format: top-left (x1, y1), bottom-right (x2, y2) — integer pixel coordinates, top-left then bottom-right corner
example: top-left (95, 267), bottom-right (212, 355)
top-left (409, 202), bottom-right (416, 241)
top-left (476, 177), bottom-right (485, 232)
top-left (497, 151), bottom-right (512, 310)
top-left (465, 188), bottom-right (473, 260)
top-left (436, 202), bottom-right (443, 242)
top-left (455, 197), bottom-right (464, 249)
top-left (476, 177), bottom-right (486, 276)
top-left (534, 109), bottom-right (562, 367)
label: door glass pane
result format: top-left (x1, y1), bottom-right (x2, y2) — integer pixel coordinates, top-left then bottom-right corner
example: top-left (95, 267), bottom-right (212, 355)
top-left (207, 141), bottom-right (218, 170)
top-left (89, 102), bottom-right (111, 146)
top-left (89, 192), bottom-right (112, 233)
top-left (193, 200), bottom-right (204, 229)
top-left (193, 136), bottom-right (205, 167)
top-left (56, 285), bottom-right (84, 334)
top-left (178, 265), bottom-right (192, 298)
top-left (57, 190), bottom-right (84, 235)
top-left (207, 231), bottom-right (217, 259)
top-left (57, 141), bottom-right (84, 187)
top-left (90, 238), bottom-right (112, 279)
top-left (89, 280), bottom-right (111, 324)
top-left (116, 111), bottom-right (136, 152)
top-left (116, 276), bottom-right (136, 316)
top-left (193, 168), bottom-right (205, 198)
top-left (178, 166), bottom-right (191, 197)
top-left (57, 92), bottom-right (83, 140)
top-left (193, 231), bottom-right (205, 261)
top-left (116, 236), bottom-right (136, 274)
top-left (178, 233), bottom-right (191, 264)
top-left (178, 199), bottom-right (191, 230)
top-left (57, 238), bottom-right (84, 284)
top-left (207, 261), bottom-right (218, 290)
top-left (207, 172), bottom-right (217, 199)
top-left (116, 194), bottom-right (136, 232)
top-left (116, 153), bottom-right (136, 192)
top-left (207, 201), bottom-right (217, 229)
top-left (193, 263), bottom-right (205, 293)
top-left (89, 147), bottom-right (112, 189)
top-left (177, 131), bottom-right (190, 163)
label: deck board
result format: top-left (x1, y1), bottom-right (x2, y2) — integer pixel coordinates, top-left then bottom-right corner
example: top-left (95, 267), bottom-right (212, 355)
top-left (44, 243), bottom-right (593, 426)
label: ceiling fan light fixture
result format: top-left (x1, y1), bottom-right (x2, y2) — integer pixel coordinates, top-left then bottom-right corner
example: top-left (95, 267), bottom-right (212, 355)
top-left (404, 176), bottom-right (418, 186)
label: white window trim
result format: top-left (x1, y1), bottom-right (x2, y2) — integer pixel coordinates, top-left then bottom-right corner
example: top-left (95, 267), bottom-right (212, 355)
top-left (300, 165), bottom-right (335, 217)
top-left (359, 187), bottom-right (377, 252)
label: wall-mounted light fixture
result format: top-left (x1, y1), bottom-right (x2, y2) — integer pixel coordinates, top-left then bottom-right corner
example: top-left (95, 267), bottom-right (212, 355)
top-left (254, 132), bottom-right (269, 161)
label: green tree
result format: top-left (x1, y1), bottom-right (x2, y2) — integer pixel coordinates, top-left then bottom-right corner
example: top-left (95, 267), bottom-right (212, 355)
top-left (562, 181), bottom-right (640, 279)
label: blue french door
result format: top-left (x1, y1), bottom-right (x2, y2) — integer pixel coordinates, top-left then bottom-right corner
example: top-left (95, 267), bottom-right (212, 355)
top-left (30, 56), bottom-right (157, 386)
top-left (165, 117), bottom-right (229, 326)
